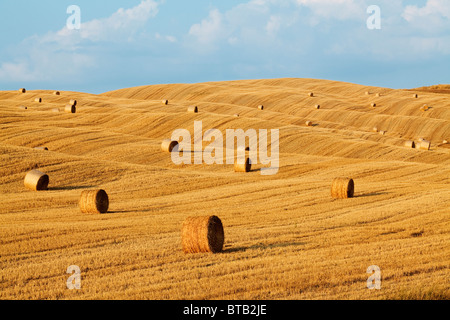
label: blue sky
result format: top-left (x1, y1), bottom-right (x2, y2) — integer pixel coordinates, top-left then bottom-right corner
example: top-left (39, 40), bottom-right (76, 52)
top-left (0, 0), bottom-right (449, 93)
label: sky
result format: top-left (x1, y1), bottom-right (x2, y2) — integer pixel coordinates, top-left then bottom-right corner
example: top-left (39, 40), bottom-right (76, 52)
top-left (0, 0), bottom-right (449, 93)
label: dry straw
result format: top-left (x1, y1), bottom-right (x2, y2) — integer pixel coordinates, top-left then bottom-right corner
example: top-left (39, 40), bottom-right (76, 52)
top-left (443, 140), bottom-right (448, 144)
top-left (234, 114), bottom-right (240, 118)
top-left (65, 105), bottom-right (76, 113)
top-left (376, 93), bottom-right (381, 97)
top-left (35, 98), bottom-right (42, 103)
top-left (234, 156), bottom-right (251, 172)
top-left (331, 178), bottom-right (354, 199)
top-left (372, 127), bottom-right (378, 133)
top-left (34, 147), bottom-right (49, 151)
top-left (162, 100), bottom-right (169, 105)
top-left (19, 106), bottom-right (27, 110)
top-left (19, 88), bottom-right (26, 93)
top-left (413, 93), bottom-right (418, 98)
top-left (315, 105), bottom-right (321, 109)
top-left (161, 139), bottom-right (178, 152)
top-left (404, 140), bottom-right (415, 149)
top-left (305, 121), bottom-right (313, 126)
top-left (420, 104), bottom-right (429, 112)
top-left (365, 91), bottom-right (370, 95)
top-left (79, 189), bottom-right (109, 214)
top-left (258, 105), bottom-right (264, 110)
top-left (53, 91), bottom-right (60, 96)
top-left (371, 103), bottom-right (377, 107)
top-left (419, 140), bottom-right (431, 151)
top-left (379, 130), bottom-right (386, 135)
top-left (182, 215), bottom-right (224, 254)
top-left (308, 92), bottom-right (314, 97)
top-left (24, 170), bottom-right (49, 191)
top-left (188, 106), bottom-right (198, 113)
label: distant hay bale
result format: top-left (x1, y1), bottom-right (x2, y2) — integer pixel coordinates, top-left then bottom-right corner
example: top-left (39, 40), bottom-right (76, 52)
top-left (315, 105), bottom-right (321, 109)
top-left (418, 140), bottom-right (431, 151)
top-left (308, 92), bottom-right (314, 97)
top-left (34, 147), bottom-right (49, 151)
top-left (182, 215), bottom-right (224, 254)
top-left (52, 108), bottom-right (60, 113)
top-left (19, 106), bottom-right (28, 110)
top-left (413, 93), bottom-right (418, 98)
top-left (305, 121), bottom-right (313, 126)
top-left (69, 99), bottom-right (77, 106)
top-left (420, 104), bottom-right (429, 112)
top-left (65, 105), bottom-right (76, 113)
top-left (79, 189), bottom-right (109, 214)
top-left (379, 130), bottom-right (386, 135)
top-left (234, 156), bottom-right (251, 173)
top-left (443, 140), bottom-right (448, 144)
top-left (371, 103), bottom-right (377, 107)
top-left (404, 140), bottom-right (415, 149)
top-left (372, 127), bottom-right (378, 133)
top-left (233, 114), bottom-right (240, 118)
top-left (35, 98), bottom-right (42, 103)
top-left (188, 106), bottom-right (198, 113)
top-left (376, 93), bottom-right (381, 97)
top-left (24, 170), bottom-right (49, 191)
top-left (258, 105), bottom-right (264, 110)
top-left (365, 91), bottom-right (370, 95)
top-left (53, 91), bottom-right (60, 96)
top-left (331, 178), bottom-right (354, 199)
top-left (19, 88), bottom-right (26, 93)
top-left (161, 139), bottom-right (178, 152)
top-left (162, 100), bottom-right (169, 105)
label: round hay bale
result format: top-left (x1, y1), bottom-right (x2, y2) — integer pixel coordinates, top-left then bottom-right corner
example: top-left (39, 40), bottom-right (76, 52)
top-left (420, 104), bottom-right (429, 112)
top-left (443, 140), bottom-right (448, 144)
top-left (315, 105), bottom-right (321, 109)
top-left (305, 121), bottom-right (313, 127)
top-left (233, 114), bottom-right (240, 118)
top-left (19, 106), bottom-right (28, 110)
top-left (24, 170), bottom-right (49, 191)
top-left (182, 215), bottom-right (224, 254)
top-left (161, 139), bottom-right (178, 152)
top-left (65, 105), bottom-right (76, 113)
top-left (258, 105), bottom-right (264, 110)
top-left (35, 98), bottom-right (42, 103)
top-left (413, 93), bottom-right (418, 98)
top-left (79, 189), bottom-right (109, 214)
top-left (308, 92), bottom-right (314, 97)
top-left (371, 103), bottom-right (377, 107)
top-left (234, 157), bottom-right (251, 173)
top-left (188, 106), bottom-right (198, 113)
top-left (53, 91), bottom-right (60, 96)
top-left (376, 93), bottom-right (381, 97)
top-left (372, 127), bottom-right (378, 133)
top-left (52, 108), bottom-right (60, 113)
top-left (404, 140), bottom-right (415, 149)
top-left (19, 88), bottom-right (26, 93)
top-left (331, 178), bottom-right (354, 199)
top-left (419, 140), bottom-right (431, 151)
top-left (162, 100), bottom-right (169, 105)
top-left (365, 91), bottom-right (370, 96)
top-left (34, 147), bottom-right (49, 151)
top-left (69, 99), bottom-right (77, 106)
top-left (379, 130), bottom-right (386, 135)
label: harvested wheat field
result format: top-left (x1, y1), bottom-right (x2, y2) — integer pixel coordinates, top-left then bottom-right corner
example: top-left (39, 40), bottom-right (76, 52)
top-left (0, 78), bottom-right (449, 300)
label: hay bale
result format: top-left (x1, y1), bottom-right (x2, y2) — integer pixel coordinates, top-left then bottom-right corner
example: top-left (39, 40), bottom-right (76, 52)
top-left (161, 139), bottom-right (178, 152)
top-left (308, 92), bottom-right (314, 97)
top-left (182, 215), bottom-right (224, 254)
top-left (365, 91), bottom-right (370, 96)
top-left (52, 108), bottom-right (60, 113)
top-left (315, 105), bottom-right (320, 109)
top-left (233, 114), bottom-right (240, 118)
top-left (162, 100), bottom-right (169, 105)
top-left (34, 147), bottom-right (49, 151)
top-left (376, 93), bottom-right (381, 97)
top-left (19, 88), bottom-right (26, 93)
top-left (53, 91), bottom-right (60, 96)
top-left (35, 98), bottom-right (42, 103)
top-left (413, 93), bottom-right (418, 98)
top-left (443, 140), bottom-right (448, 144)
top-left (371, 103), bottom-right (377, 107)
top-left (258, 105), bottom-right (264, 110)
top-left (234, 156), bottom-right (251, 172)
top-left (404, 140), bottom-right (415, 149)
top-left (420, 104), bottom-right (429, 112)
top-left (418, 140), bottom-right (431, 151)
top-left (305, 121), bottom-right (313, 127)
top-left (69, 99), bottom-right (77, 106)
top-left (79, 189), bottom-right (109, 214)
top-left (65, 105), bottom-right (76, 113)
top-left (19, 106), bottom-right (28, 110)
top-left (331, 178), bottom-right (354, 199)
top-left (24, 170), bottom-right (49, 191)
top-left (372, 127), bottom-right (378, 133)
top-left (188, 106), bottom-right (198, 113)
top-left (379, 130), bottom-right (386, 135)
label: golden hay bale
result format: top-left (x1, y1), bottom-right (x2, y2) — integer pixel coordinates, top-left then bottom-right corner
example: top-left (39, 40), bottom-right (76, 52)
top-left (34, 147), bottom-right (49, 151)
top-left (420, 104), bottom-right (429, 112)
top-left (53, 91), bottom-right (60, 96)
top-left (79, 189), bottom-right (109, 214)
top-left (182, 215), bottom-right (224, 254)
top-left (24, 170), bottom-right (49, 191)
top-left (52, 108), bottom-right (60, 113)
top-left (65, 105), bottom-right (76, 113)
top-left (315, 105), bottom-right (321, 109)
top-left (418, 140), bottom-right (431, 151)
top-left (162, 100), bottom-right (169, 105)
top-left (188, 106), bottom-right (198, 113)
top-left (305, 121), bottom-right (313, 126)
top-left (19, 106), bottom-right (28, 110)
top-left (379, 130), bottom-right (386, 135)
top-left (258, 105), bottom-right (264, 110)
top-left (234, 156), bottom-right (251, 172)
top-left (308, 92), bottom-right (314, 97)
top-left (413, 93), bottom-right (418, 98)
top-left (69, 99), bottom-right (77, 106)
top-left (365, 91), bottom-right (370, 95)
top-left (372, 127), bottom-right (378, 133)
top-left (371, 103), bottom-right (377, 107)
top-left (233, 114), bottom-right (240, 118)
top-left (19, 88), bottom-right (26, 93)
top-left (376, 93), bottom-right (381, 97)
top-left (331, 178), bottom-right (354, 199)
top-left (443, 140), bottom-right (448, 144)
top-left (35, 98), bottom-right (42, 103)
top-left (404, 140), bottom-right (415, 149)
top-left (161, 139), bottom-right (178, 152)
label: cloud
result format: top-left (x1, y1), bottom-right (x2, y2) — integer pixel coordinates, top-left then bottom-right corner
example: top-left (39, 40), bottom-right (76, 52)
top-left (402, 0), bottom-right (450, 33)
top-left (188, 9), bottom-right (225, 45)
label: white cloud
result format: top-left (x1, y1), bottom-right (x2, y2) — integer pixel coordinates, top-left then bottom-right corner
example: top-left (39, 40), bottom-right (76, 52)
top-left (188, 9), bottom-right (224, 45)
